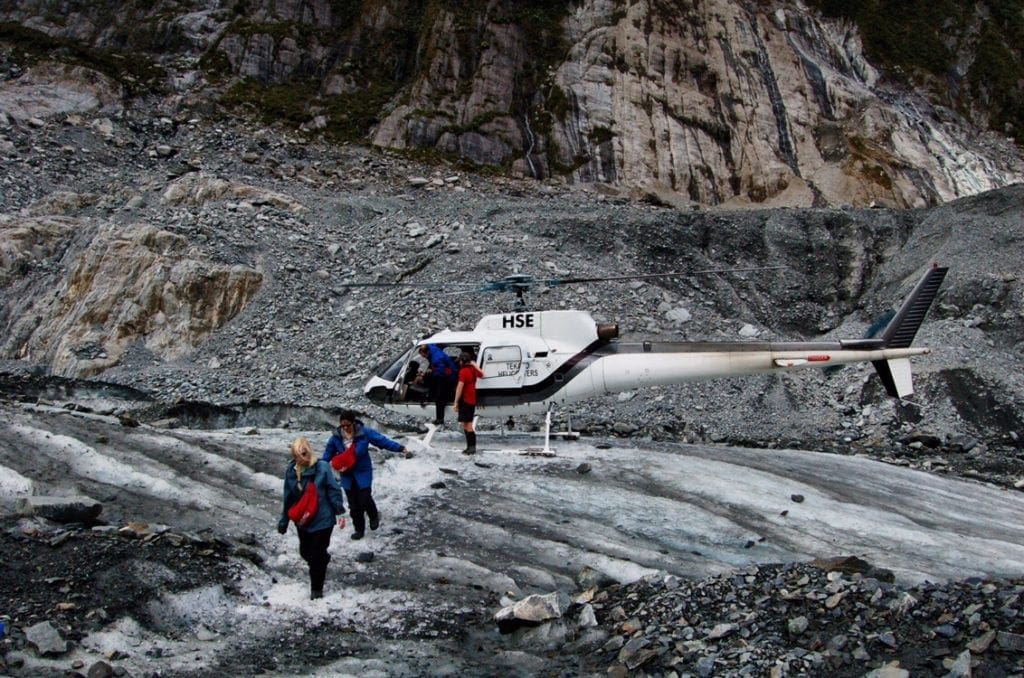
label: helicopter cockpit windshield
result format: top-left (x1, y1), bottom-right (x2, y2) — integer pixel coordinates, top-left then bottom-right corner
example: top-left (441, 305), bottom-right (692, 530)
top-left (375, 347), bottom-right (415, 382)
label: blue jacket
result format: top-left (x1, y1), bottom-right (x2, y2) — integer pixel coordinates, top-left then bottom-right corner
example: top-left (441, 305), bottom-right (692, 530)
top-left (322, 420), bottom-right (404, 491)
top-left (278, 459), bottom-right (345, 533)
top-left (425, 344), bottom-right (458, 383)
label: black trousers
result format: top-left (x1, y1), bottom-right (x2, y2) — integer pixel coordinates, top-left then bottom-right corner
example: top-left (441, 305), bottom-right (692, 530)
top-left (428, 377), bottom-right (456, 422)
top-left (297, 525), bottom-right (333, 593)
top-left (344, 482), bottom-right (378, 535)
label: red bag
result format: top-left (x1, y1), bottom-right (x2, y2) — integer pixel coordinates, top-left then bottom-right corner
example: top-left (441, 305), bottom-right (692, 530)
top-left (330, 444), bottom-right (357, 472)
top-left (287, 478), bottom-right (319, 527)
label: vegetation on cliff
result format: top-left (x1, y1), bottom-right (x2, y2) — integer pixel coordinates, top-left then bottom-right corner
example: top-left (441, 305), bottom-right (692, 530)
top-left (807, 0), bottom-right (1024, 145)
top-left (0, 22), bottom-right (165, 94)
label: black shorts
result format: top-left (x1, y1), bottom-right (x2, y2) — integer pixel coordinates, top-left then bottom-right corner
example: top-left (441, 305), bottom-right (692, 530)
top-left (457, 403), bottom-right (476, 423)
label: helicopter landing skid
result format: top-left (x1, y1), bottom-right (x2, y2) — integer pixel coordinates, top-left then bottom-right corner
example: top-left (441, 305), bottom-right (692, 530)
top-left (540, 408), bottom-right (579, 453)
top-left (544, 426), bottom-right (581, 444)
top-left (496, 411), bottom-right (578, 453)
top-left (405, 422), bottom-right (440, 451)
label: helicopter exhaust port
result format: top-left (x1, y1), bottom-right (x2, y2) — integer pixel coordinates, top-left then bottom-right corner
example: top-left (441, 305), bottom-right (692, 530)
top-left (596, 323), bottom-right (619, 340)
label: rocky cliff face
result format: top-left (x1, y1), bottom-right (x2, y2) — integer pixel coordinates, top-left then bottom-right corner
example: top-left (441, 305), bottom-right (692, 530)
top-left (0, 215), bottom-right (262, 377)
top-left (1, 0), bottom-right (1021, 208)
top-left (370, 0), bottom-right (1024, 208)
top-left (540, 1), bottom-right (1022, 208)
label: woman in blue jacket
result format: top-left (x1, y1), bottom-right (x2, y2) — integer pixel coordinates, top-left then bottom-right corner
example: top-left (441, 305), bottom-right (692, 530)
top-left (277, 437), bottom-right (347, 599)
top-left (322, 410), bottom-right (408, 540)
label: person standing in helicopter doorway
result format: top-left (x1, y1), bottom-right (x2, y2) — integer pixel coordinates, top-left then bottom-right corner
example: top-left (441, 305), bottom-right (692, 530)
top-left (453, 350), bottom-right (484, 455)
top-left (418, 343), bottom-right (458, 426)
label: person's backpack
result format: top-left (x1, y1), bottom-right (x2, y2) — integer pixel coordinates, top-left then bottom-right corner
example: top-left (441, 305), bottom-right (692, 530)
top-left (287, 477), bottom-right (319, 527)
top-left (330, 444), bottom-right (357, 472)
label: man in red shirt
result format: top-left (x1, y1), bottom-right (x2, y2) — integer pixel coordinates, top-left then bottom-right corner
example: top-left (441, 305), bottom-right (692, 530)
top-left (452, 351), bottom-right (484, 455)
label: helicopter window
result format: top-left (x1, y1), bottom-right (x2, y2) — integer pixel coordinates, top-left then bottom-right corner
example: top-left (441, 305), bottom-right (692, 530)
top-left (433, 345), bottom-right (479, 362)
top-left (376, 347), bottom-right (415, 381)
top-left (480, 345), bottom-right (522, 379)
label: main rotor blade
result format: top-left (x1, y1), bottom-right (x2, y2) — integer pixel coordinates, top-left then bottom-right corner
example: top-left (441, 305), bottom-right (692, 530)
top-left (336, 265), bottom-right (787, 294)
top-left (539, 265), bottom-right (788, 286)
top-left (336, 280), bottom-right (476, 291)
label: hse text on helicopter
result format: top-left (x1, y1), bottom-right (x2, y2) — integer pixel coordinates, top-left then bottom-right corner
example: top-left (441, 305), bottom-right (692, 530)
top-left (356, 265), bottom-right (948, 421)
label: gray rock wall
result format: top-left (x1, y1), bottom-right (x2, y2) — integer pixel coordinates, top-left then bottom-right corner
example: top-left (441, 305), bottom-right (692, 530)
top-left (2, 0), bottom-right (1021, 208)
top-left (0, 217), bottom-right (263, 377)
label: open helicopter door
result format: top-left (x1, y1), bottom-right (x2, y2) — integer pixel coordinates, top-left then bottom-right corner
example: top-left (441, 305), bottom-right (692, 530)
top-left (403, 340), bottom-right (481, 451)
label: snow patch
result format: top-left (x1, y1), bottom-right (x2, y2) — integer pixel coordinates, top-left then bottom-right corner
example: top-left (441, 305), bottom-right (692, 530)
top-left (0, 463), bottom-right (33, 502)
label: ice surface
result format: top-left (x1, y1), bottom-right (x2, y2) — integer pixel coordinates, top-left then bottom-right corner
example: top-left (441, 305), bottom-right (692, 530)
top-left (6, 403), bottom-right (1024, 675)
top-left (0, 463), bottom-right (33, 503)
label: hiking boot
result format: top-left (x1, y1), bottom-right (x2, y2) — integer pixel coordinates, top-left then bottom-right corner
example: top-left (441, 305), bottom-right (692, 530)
top-left (369, 514), bottom-right (380, 531)
top-left (432, 419), bottom-right (444, 426)
top-left (311, 589), bottom-right (323, 600)
top-left (461, 447), bottom-right (477, 455)
top-left (350, 532), bottom-right (364, 541)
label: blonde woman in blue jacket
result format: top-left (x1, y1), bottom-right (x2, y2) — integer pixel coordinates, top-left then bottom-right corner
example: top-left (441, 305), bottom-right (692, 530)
top-left (277, 437), bottom-right (346, 599)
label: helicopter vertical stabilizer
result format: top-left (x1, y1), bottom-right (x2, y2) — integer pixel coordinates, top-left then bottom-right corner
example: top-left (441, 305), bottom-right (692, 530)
top-left (880, 265), bottom-right (948, 349)
top-left (869, 264), bottom-right (948, 398)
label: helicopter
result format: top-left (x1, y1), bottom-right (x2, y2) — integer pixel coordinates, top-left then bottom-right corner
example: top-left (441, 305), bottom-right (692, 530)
top-left (348, 264), bottom-right (948, 440)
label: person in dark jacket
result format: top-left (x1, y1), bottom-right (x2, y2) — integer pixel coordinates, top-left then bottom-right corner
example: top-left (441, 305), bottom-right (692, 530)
top-left (277, 436), bottom-right (346, 599)
top-left (418, 343), bottom-right (458, 425)
top-left (322, 410), bottom-right (409, 540)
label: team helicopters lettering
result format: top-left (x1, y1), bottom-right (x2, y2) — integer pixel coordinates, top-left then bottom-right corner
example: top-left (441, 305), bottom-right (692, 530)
top-left (346, 265), bottom-right (948, 430)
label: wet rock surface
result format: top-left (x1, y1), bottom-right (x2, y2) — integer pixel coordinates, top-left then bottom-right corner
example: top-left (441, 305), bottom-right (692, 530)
top-left (2, 396), bottom-right (1024, 676)
top-left (1, 517), bottom-right (246, 675)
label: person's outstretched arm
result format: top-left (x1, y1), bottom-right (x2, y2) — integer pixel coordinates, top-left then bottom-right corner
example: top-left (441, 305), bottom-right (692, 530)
top-left (365, 427), bottom-right (406, 454)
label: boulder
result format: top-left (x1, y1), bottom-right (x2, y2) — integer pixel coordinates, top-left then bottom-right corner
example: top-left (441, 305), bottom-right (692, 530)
top-left (494, 591), bottom-right (570, 634)
top-left (24, 620), bottom-right (68, 656)
top-left (576, 565), bottom-right (617, 590)
top-left (17, 495), bottom-right (102, 524)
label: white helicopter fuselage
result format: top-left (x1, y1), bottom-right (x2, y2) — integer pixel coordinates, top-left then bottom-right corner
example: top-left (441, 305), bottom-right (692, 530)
top-left (551, 345), bottom-right (925, 407)
top-left (363, 261), bottom-right (947, 419)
